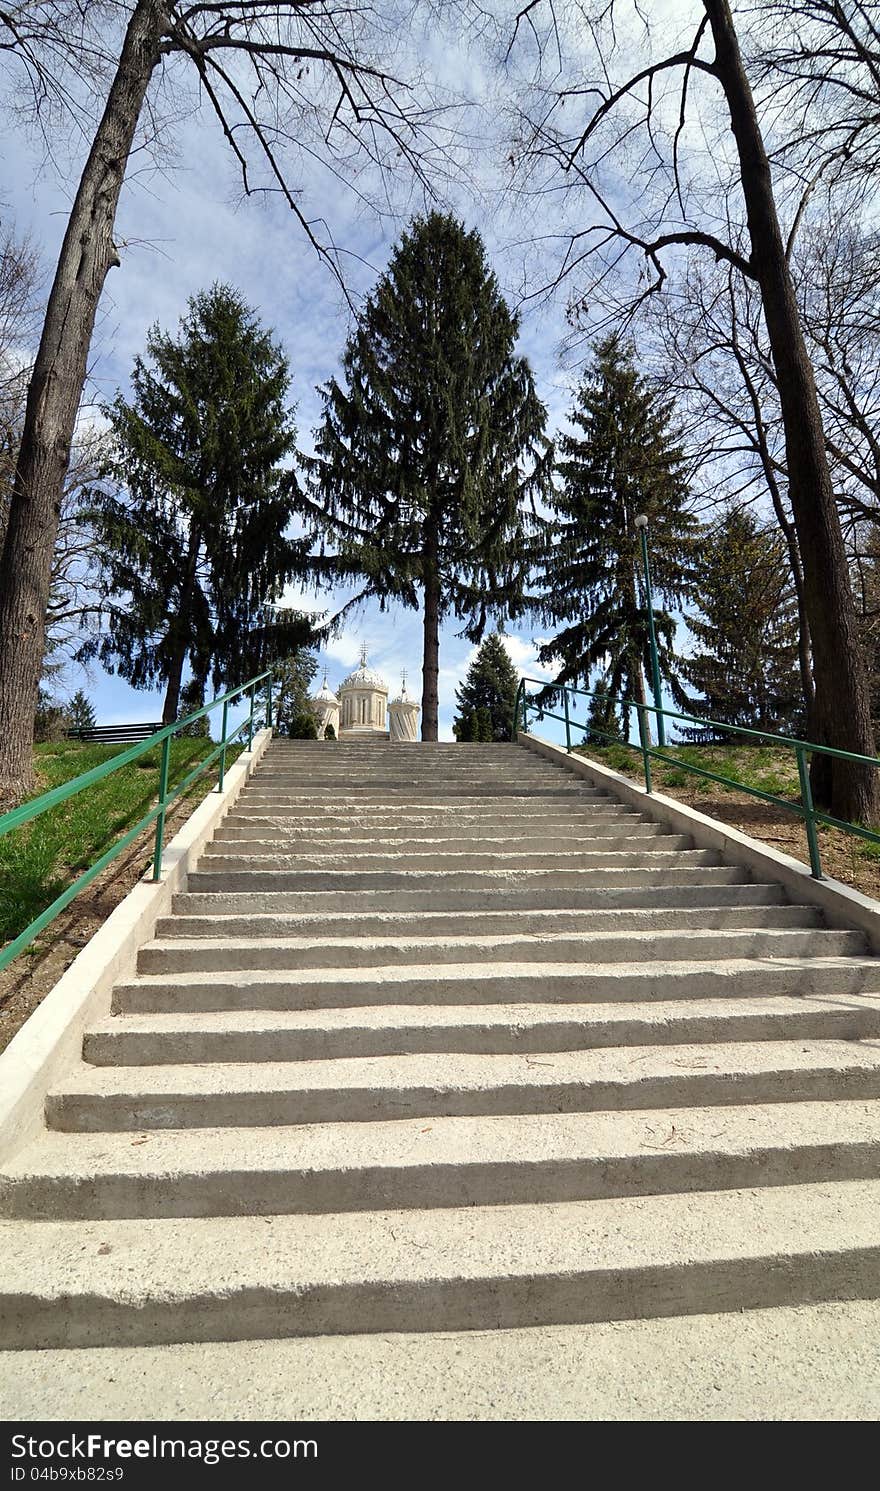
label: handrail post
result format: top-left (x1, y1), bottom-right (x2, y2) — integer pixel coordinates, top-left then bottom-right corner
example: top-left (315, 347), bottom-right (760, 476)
top-left (796, 745), bottom-right (823, 879)
top-left (563, 687), bottom-right (572, 752)
top-left (151, 733), bottom-right (172, 882)
top-left (247, 683), bottom-right (255, 752)
top-left (265, 673), bottom-right (273, 731)
top-left (218, 699), bottom-right (229, 792)
top-left (636, 703), bottom-right (653, 794)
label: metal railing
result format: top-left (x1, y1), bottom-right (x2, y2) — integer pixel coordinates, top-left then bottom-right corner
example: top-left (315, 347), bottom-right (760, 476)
top-left (514, 675), bottom-right (880, 882)
top-left (0, 669), bottom-right (274, 971)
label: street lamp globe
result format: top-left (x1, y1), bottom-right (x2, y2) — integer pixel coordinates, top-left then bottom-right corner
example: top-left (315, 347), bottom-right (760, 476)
top-left (634, 513), bottom-right (648, 529)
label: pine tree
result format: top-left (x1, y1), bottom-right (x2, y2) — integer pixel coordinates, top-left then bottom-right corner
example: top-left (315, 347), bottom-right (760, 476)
top-left (177, 678), bottom-right (210, 739)
top-left (84, 285), bottom-right (307, 722)
top-left (66, 689), bottom-right (96, 734)
top-left (273, 649), bottom-right (319, 739)
top-left (583, 679), bottom-right (624, 746)
top-left (453, 632), bottom-right (520, 743)
top-left (680, 506), bottom-right (804, 737)
top-left (308, 213), bottom-right (550, 740)
top-left (534, 339), bottom-right (695, 738)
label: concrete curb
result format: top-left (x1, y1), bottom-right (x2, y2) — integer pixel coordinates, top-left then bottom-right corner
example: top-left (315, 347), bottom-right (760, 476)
top-left (518, 732), bottom-right (880, 953)
top-left (0, 728), bottom-right (272, 1164)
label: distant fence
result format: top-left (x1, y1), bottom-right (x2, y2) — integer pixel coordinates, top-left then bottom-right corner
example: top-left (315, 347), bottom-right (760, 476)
top-left (65, 723), bottom-right (162, 744)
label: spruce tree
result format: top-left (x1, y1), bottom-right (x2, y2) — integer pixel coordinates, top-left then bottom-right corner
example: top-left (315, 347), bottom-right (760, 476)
top-left (534, 339), bottom-right (695, 738)
top-left (453, 632), bottom-right (520, 743)
top-left (66, 689), bottom-right (96, 734)
top-left (85, 285), bottom-right (307, 722)
top-left (583, 679), bottom-right (624, 746)
top-left (308, 213), bottom-right (550, 740)
top-left (273, 649), bottom-right (320, 739)
top-left (680, 506), bottom-right (804, 737)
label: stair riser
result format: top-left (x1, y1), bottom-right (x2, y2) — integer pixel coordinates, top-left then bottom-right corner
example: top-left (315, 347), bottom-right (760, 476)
top-left (172, 884), bottom-right (782, 916)
top-left (83, 1006), bottom-right (869, 1066)
top-left (8, 1140), bottom-right (880, 1223)
top-left (235, 793), bottom-right (599, 805)
top-left (115, 965), bottom-right (880, 1014)
top-left (196, 852), bottom-right (718, 877)
top-left (224, 813), bottom-right (636, 829)
top-left (45, 1067), bottom-right (880, 1132)
top-left (153, 907), bottom-right (819, 941)
top-left (203, 836), bottom-right (692, 860)
top-left (5, 1245), bottom-right (880, 1349)
top-left (206, 830), bottom-right (676, 854)
top-left (137, 930), bottom-right (862, 974)
top-left (185, 867), bottom-right (745, 892)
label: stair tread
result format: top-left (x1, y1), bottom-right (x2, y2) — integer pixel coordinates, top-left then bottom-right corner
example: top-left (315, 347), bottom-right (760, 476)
top-left (3, 1179), bottom-right (879, 1298)
top-left (118, 954), bottom-right (880, 987)
top-left (8, 1099), bottom-right (880, 1182)
top-left (86, 992), bottom-right (880, 1037)
top-left (48, 1038), bottom-right (880, 1099)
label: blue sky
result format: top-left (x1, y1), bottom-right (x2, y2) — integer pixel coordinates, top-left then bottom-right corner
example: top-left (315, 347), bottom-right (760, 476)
top-left (2, 3), bottom-right (691, 739)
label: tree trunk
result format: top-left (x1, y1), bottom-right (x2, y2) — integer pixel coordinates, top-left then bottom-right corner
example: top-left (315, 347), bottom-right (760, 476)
top-left (0, 0), bottom-right (166, 805)
top-left (160, 522), bottom-right (202, 724)
top-left (705, 0), bottom-right (878, 821)
top-left (421, 521), bottom-right (440, 741)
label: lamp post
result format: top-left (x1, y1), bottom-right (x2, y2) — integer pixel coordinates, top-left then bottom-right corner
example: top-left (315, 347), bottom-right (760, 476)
top-left (634, 513), bottom-right (666, 747)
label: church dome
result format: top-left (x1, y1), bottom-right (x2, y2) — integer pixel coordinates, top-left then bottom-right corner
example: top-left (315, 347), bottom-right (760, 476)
top-left (339, 647), bottom-right (388, 694)
top-left (312, 674), bottom-right (340, 706)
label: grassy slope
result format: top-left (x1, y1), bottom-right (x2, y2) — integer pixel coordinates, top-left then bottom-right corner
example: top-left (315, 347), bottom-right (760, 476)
top-left (0, 737), bottom-right (241, 943)
top-left (578, 740), bottom-right (880, 869)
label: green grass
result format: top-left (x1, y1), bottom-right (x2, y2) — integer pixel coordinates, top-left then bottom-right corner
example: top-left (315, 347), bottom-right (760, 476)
top-left (576, 740), bottom-right (802, 803)
top-left (0, 738), bottom-right (241, 946)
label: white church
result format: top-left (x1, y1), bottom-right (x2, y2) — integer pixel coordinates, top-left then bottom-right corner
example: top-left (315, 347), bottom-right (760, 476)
top-left (310, 645), bottom-right (420, 741)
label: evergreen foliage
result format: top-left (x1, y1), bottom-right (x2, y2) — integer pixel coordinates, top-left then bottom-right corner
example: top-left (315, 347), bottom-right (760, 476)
top-left (534, 339), bottom-right (695, 728)
top-left (177, 678), bottom-right (210, 738)
top-left (583, 678), bottom-right (625, 745)
top-left (453, 632), bottom-right (520, 742)
top-left (680, 506), bottom-right (804, 737)
top-left (66, 689), bottom-right (96, 733)
top-left (273, 649), bottom-right (320, 738)
top-left (84, 285), bottom-right (308, 722)
top-left (308, 213), bottom-right (550, 740)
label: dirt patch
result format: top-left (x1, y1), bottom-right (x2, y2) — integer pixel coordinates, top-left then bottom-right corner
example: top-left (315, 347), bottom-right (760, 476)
top-left (653, 786), bottom-right (880, 901)
top-left (0, 790), bottom-right (212, 1055)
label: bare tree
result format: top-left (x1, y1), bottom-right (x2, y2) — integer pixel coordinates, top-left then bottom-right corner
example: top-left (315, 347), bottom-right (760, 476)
top-left (648, 256), bottom-right (815, 718)
top-left (507, 0), bottom-right (878, 819)
top-left (0, 1), bottom-right (455, 802)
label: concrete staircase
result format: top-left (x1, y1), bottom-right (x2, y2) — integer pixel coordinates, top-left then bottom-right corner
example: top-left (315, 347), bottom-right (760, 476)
top-left (4, 738), bottom-right (880, 1353)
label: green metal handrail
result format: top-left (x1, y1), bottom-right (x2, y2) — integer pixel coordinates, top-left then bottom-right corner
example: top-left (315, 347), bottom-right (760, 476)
top-left (0, 669), bottom-right (275, 971)
top-left (514, 675), bottom-right (880, 881)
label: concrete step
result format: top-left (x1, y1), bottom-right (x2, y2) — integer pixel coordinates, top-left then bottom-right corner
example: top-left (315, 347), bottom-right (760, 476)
top-left (204, 833), bottom-right (695, 860)
top-left (153, 904), bottom-right (821, 943)
top-left (136, 927), bottom-right (865, 975)
top-left (9, 1099), bottom-right (880, 1221)
top-left (208, 827), bottom-right (678, 855)
top-left (221, 807), bottom-right (642, 830)
top-left (4, 1179), bottom-right (880, 1347)
top-left (83, 994), bottom-right (880, 1066)
top-left (172, 882), bottom-right (784, 917)
top-left (185, 864), bottom-right (752, 893)
top-left (45, 1039), bottom-right (880, 1131)
top-left (113, 956), bottom-right (880, 1014)
top-left (195, 850), bottom-right (720, 878)
top-left (225, 805), bottom-right (638, 825)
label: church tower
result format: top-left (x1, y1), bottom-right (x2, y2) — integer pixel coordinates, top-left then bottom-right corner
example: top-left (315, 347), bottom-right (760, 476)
top-left (337, 645), bottom-right (390, 738)
top-left (389, 672), bottom-right (420, 741)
